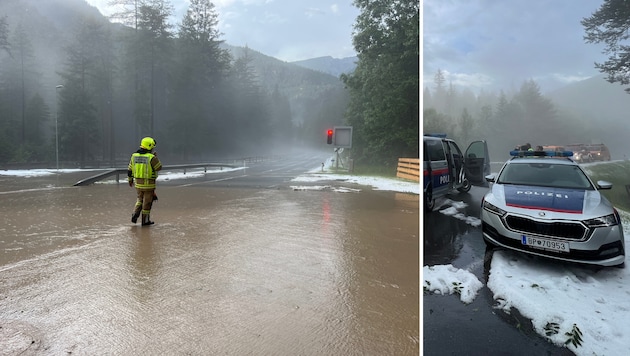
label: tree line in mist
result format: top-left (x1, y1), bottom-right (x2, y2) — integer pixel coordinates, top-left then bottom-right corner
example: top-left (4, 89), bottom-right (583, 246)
top-left (0, 0), bottom-right (418, 169)
top-left (423, 69), bottom-right (617, 161)
top-left (342, 0), bottom-right (419, 167)
top-left (0, 0), bottom-right (345, 165)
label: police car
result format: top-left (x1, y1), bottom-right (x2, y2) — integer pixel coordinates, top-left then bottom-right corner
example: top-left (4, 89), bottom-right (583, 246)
top-left (423, 134), bottom-right (490, 212)
top-left (481, 149), bottom-right (625, 267)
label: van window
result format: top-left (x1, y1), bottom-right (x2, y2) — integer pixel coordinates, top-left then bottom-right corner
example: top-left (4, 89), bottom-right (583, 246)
top-left (447, 141), bottom-right (463, 165)
top-left (466, 141), bottom-right (484, 158)
top-left (426, 139), bottom-right (446, 161)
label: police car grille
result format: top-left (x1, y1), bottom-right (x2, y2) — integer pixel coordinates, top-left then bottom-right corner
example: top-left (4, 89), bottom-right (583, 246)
top-left (505, 216), bottom-right (586, 239)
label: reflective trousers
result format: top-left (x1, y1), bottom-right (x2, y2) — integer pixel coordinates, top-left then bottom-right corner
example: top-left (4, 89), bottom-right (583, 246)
top-left (133, 188), bottom-right (155, 216)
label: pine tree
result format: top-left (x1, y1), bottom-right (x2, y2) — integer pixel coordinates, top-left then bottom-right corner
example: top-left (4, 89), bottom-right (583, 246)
top-left (12, 24), bottom-right (35, 146)
top-left (582, 0), bottom-right (630, 93)
top-left (0, 16), bottom-right (9, 56)
top-left (342, 0), bottom-right (419, 165)
top-left (169, 0), bottom-right (230, 158)
top-left (57, 18), bottom-right (103, 164)
top-left (136, 0), bottom-right (173, 136)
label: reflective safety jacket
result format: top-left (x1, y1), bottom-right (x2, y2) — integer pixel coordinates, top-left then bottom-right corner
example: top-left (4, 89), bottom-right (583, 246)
top-left (128, 150), bottom-right (162, 189)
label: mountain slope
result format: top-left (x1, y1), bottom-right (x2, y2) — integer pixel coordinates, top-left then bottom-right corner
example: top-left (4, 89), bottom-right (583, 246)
top-left (547, 74), bottom-right (630, 122)
top-left (224, 45), bottom-right (343, 93)
top-left (0, 0), bottom-right (345, 102)
top-left (290, 56), bottom-right (358, 77)
top-left (546, 74), bottom-right (630, 159)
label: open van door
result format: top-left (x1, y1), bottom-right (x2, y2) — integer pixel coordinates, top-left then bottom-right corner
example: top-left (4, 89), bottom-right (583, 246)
top-left (464, 140), bottom-right (490, 187)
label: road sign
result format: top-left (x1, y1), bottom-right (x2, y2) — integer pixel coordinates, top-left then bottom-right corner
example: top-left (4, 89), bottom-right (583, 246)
top-left (333, 126), bottom-right (352, 148)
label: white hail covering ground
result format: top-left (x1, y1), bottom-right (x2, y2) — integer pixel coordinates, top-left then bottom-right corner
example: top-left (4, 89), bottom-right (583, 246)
top-left (424, 198), bottom-right (630, 356)
top-left (0, 164), bottom-right (420, 195)
top-left (289, 156), bottom-right (420, 194)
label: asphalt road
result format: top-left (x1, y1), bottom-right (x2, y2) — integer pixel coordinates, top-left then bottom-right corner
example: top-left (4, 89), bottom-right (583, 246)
top-left (0, 151), bottom-right (420, 355)
top-left (423, 186), bottom-right (575, 356)
top-left (159, 153), bottom-right (330, 189)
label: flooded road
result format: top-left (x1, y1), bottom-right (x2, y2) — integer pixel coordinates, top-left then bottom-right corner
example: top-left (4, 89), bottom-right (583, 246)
top-left (0, 170), bottom-right (419, 355)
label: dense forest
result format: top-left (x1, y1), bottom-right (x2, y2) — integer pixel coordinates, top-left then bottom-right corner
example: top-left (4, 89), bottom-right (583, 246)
top-left (0, 0), bottom-right (419, 170)
top-left (0, 0), bottom-right (348, 165)
top-left (342, 0), bottom-right (419, 167)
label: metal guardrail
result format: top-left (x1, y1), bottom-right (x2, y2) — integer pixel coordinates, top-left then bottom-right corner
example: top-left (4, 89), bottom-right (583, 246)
top-left (73, 163), bottom-right (239, 186)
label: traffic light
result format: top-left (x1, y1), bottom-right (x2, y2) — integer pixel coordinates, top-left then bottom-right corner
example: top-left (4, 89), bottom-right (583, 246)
top-left (327, 129), bottom-right (333, 144)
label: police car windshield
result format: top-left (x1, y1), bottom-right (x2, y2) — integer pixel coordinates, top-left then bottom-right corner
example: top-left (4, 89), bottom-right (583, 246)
top-left (497, 162), bottom-right (594, 190)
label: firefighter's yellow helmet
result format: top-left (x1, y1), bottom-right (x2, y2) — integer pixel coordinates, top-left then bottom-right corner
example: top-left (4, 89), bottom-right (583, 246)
top-left (140, 137), bottom-right (156, 150)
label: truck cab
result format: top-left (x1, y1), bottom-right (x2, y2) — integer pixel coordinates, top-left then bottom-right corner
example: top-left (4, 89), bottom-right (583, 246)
top-left (423, 134), bottom-right (490, 212)
top-left (586, 143), bottom-right (611, 161)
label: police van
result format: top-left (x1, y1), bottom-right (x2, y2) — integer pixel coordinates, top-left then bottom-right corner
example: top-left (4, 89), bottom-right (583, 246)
top-left (423, 134), bottom-right (490, 212)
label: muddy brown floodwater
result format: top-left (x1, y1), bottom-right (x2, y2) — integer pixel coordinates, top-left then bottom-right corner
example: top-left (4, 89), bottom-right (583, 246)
top-left (0, 173), bottom-right (419, 355)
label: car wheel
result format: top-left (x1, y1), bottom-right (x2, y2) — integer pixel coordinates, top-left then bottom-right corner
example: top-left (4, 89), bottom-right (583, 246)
top-left (457, 178), bottom-right (471, 192)
top-left (483, 246), bottom-right (495, 277)
top-left (424, 187), bottom-right (435, 212)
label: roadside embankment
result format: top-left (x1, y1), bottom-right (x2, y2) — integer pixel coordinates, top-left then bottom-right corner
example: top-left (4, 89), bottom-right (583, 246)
top-left (581, 160), bottom-right (630, 212)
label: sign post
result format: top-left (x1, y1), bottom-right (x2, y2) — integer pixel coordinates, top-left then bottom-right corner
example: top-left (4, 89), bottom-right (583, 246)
top-left (331, 126), bottom-right (352, 171)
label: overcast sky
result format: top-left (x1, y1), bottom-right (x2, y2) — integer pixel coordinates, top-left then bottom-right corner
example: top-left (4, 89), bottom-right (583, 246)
top-left (84, 0), bottom-right (359, 62)
top-left (423, 0), bottom-right (610, 94)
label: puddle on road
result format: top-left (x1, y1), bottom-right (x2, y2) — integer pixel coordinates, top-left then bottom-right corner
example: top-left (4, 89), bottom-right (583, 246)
top-left (0, 177), bottom-right (419, 355)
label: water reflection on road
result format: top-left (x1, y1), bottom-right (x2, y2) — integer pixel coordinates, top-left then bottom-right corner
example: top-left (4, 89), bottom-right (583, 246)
top-left (0, 174), bottom-right (418, 355)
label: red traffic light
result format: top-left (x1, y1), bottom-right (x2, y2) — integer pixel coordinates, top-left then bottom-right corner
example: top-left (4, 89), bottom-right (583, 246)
top-left (327, 129), bottom-right (333, 144)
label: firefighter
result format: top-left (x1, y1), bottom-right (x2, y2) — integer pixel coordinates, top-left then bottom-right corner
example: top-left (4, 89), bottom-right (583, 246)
top-left (128, 137), bottom-right (162, 226)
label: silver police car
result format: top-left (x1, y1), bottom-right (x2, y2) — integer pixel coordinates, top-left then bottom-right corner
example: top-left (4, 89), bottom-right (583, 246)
top-left (481, 149), bottom-right (625, 267)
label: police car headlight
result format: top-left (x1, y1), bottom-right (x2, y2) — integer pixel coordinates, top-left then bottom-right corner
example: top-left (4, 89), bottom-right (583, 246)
top-left (483, 200), bottom-right (507, 217)
top-left (584, 214), bottom-right (619, 227)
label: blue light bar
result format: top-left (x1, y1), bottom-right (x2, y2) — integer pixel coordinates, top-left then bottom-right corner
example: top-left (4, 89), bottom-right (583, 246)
top-left (424, 133), bottom-right (447, 138)
top-left (510, 150), bottom-right (574, 157)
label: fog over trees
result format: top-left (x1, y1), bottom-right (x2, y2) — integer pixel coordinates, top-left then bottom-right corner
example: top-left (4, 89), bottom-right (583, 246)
top-left (342, 0), bottom-right (419, 166)
top-left (424, 67), bottom-right (630, 162)
top-left (0, 0), bottom-right (348, 166)
top-left (583, 0), bottom-right (630, 94)
top-left (424, 0), bottom-right (630, 163)
top-left (0, 0), bottom-right (419, 170)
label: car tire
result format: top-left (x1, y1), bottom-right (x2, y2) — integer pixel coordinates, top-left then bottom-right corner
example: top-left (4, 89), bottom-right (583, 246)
top-left (457, 178), bottom-right (471, 192)
top-left (614, 262), bottom-right (625, 269)
top-left (424, 187), bottom-right (435, 212)
top-left (483, 246), bottom-right (495, 277)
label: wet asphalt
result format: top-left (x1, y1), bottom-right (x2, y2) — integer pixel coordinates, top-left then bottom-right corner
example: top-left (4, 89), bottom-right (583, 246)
top-left (0, 156), bottom-right (419, 355)
top-left (423, 186), bottom-right (575, 356)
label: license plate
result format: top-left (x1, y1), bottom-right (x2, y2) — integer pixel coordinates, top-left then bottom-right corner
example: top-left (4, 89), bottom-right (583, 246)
top-left (521, 235), bottom-right (570, 252)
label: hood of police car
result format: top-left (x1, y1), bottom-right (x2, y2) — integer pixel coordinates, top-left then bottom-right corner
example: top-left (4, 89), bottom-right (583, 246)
top-left (487, 183), bottom-right (612, 218)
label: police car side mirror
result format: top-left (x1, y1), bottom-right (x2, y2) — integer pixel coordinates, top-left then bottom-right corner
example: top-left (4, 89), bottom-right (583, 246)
top-left (485, 173), bottom-right (496, 183)
top-left (597, 180), bottom-right (612, 190)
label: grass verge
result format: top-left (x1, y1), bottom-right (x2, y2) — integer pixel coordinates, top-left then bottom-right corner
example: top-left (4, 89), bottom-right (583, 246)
top-left (349, 164), bottom-right (397, 178)
top-left (582, 160), bottom-right (630, 212)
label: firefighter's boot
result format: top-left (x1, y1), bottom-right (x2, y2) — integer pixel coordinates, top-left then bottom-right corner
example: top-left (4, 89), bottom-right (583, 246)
top-left (141, 214), bottom-right (154, 226)
top-left (131, 211), bottom-right (141, 224)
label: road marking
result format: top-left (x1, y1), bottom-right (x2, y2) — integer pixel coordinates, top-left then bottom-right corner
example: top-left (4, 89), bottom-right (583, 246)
top-left (176, 175), bottom-right (249, 187)
top-left (0, 186), bottom-right (68, 195)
